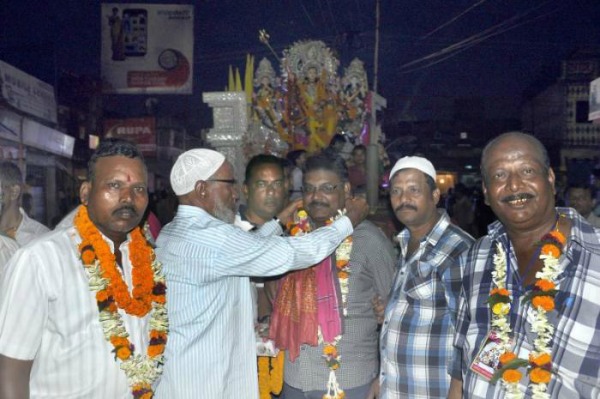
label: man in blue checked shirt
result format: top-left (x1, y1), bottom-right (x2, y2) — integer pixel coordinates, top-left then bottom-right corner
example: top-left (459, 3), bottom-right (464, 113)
top-left (378, 156), bottom-right (474, 398)
top-left (449, 132), bottom-right (600, 398)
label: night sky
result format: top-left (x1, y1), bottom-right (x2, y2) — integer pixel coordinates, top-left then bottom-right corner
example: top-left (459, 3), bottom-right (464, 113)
top-left (1, 0), bottom-right (600, 133)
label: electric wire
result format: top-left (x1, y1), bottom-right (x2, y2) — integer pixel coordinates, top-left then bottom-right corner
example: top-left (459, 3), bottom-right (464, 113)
top-left (420, 0), bottom-right (489, 40)
top-left (299, 0), bottom-right (316, 27)
top-left (399, 1), bottom-right (559, 73)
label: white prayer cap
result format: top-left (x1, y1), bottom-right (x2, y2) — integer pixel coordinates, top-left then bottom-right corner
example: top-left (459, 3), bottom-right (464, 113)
top-left (389, 156), bottom-right (436, 181)
top-left (170, 149), bottom-right (225, 195)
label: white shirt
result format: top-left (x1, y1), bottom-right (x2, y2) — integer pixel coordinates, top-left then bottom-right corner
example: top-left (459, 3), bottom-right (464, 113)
top-left (0, 234), bottom-right (18, 282)
top-left (290, 167), bottom-right (303, 200)
top-left (234, 212), bottom-right (259, 322)
top-left (0, 214), bottom-right (149, 398)
top-left (15, 207), bottom-right (50, 246)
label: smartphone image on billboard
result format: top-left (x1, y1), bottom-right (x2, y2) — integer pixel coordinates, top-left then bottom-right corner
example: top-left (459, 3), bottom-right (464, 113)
top-left (123, 9), bottom-right (147, 57)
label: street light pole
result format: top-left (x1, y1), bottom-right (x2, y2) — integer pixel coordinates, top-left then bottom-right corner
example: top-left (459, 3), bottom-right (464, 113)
top-left (367, 0), bottom-right (381, 211)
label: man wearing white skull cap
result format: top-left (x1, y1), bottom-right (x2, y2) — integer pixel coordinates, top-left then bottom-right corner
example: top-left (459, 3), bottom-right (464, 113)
top-left (377, 155), bottom-right (474, 398)
top-left (155, 148), bottom-right (369, 399)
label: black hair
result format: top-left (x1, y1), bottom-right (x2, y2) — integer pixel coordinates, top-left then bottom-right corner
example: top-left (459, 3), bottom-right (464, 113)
top-left (0, 162), bottom-right (23, 187)
top-left (286, 150), bottom-right (307, 167)
top-left (87, 138), bottom-right (145, 181)
top-left (244, 154), bottom-right (284, 184)
top-left (303, 154), bottom-right (349, 182)
top-left (328, 134), bottom-right (347, 148)
top-left (566, 184), bottom-right (594, 197)
top-left (352, 144), bottom-right (367, 153)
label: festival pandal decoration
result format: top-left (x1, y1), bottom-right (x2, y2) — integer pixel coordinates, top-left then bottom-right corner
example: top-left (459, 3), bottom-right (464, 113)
top-left (232, 32), bottom-right (372, 158)
top-left (488, 217), bottom-right (565, 399)
top-left (74, 206), bottom-right (168, 399)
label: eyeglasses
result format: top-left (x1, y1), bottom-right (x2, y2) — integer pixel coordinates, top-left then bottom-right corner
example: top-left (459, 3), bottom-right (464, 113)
top-left (206, 179), bottom-right (236, 185)
top-left (301, 183), bottom-right (340, 195)
top-left (252, 180), bottom-right (285, 190)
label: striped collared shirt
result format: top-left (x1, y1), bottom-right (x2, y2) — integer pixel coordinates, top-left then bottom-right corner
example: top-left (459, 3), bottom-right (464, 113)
top-left (154, 205), bottom-right (353, 399)
top-left (452, 207), bottom-right (600, 398)
top-left (380, 210), bottom-right (474, 398)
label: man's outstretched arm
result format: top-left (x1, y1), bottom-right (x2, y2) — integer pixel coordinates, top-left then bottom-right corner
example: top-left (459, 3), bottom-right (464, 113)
top-left (0, 354), bottom-right (32, 399)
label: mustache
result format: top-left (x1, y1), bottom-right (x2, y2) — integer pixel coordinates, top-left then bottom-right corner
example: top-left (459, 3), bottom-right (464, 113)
top-left (395, 203), bottom-right (417, 212)
top-left (112, 205), bottom-right (138, 216)
top-left (307, 200), bottom-right (330, 208)
top-left (501, 193), bottom-right (534, 203)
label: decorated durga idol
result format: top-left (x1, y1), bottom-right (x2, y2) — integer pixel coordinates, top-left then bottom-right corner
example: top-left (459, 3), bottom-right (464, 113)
top-left (245, 38), bottom-right (370, 156)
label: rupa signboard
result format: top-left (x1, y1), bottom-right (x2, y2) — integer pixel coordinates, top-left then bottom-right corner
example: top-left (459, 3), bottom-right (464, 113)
top-left (0, 60), bottom-right (57, 124)
top-left (103, 117), bottom-right (156, 156)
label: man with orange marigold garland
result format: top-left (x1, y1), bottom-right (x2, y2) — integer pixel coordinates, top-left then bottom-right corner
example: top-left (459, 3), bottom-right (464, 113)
top-left (0, 139), bottom-right (167, 399)
top-left (449, 132), bottom-right (600, 399)
top-left (269, 154), bottom-right (396, 399)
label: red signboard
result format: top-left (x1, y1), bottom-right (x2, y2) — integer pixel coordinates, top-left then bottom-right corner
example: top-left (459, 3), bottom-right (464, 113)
top-left (103, 117), bottom-right (156, 156)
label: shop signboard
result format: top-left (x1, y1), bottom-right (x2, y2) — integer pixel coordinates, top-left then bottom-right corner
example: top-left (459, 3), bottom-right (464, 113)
top-left (0, 60), bottom-right (57, 124)
top-left (103, 117), bottom-right (157, 156)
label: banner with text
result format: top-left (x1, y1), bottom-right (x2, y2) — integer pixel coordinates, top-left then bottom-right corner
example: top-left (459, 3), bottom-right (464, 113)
top-left (103, 117), bottom-right (156, 156)
top-left (0, 60), bottom-right (57, 124)
top-left (101, 4), bottom-right (194, 94)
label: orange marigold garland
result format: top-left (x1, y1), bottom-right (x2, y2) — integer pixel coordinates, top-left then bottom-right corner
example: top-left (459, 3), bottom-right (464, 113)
top-left (489, 215), bottom-right (565, 398)
top-left (270, 351), bottom-right (285, 394)
top-left (258, 356), bottom-right (271, 399)
top-left (74, 206), bottom-right (168, 398)
top-left (257, 352), bottom-right (285, 399)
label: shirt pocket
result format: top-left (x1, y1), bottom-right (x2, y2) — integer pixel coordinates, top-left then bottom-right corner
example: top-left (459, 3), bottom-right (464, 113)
top-left (404, 261), bottom-right (435, 300)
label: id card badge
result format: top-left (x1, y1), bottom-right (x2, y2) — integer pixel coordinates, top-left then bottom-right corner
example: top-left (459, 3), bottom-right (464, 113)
top-left (470, 331), bottom-right (511, 382)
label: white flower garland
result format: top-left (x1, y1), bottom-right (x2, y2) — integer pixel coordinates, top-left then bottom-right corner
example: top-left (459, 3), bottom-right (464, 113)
top-left (490, 239), bottom-right (563, 399)
top-left (84, 257), bottom-right (169, 391)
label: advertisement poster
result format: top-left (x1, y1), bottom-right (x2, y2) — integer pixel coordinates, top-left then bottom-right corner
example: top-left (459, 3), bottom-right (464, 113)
top-left (0, 60), bottom-right (57, 124)
top-left (103, 117), bottom-right (156, 156)
top-left (101, 4), bottom-right (194, 94)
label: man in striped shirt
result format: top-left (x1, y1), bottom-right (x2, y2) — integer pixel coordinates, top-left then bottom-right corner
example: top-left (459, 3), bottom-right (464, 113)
top-left (379, 156), bottom-right (474, 398)
top-left (154, 149), bottom-right (368, 399)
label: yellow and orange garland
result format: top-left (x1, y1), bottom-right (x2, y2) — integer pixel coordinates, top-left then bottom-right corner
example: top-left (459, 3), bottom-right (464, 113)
top-left (488, 219), bottom-right (565, 399)
top-left (75, 206), bottom-right (168, 399)
top-left (258, 351), bottom-right (285, 399)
